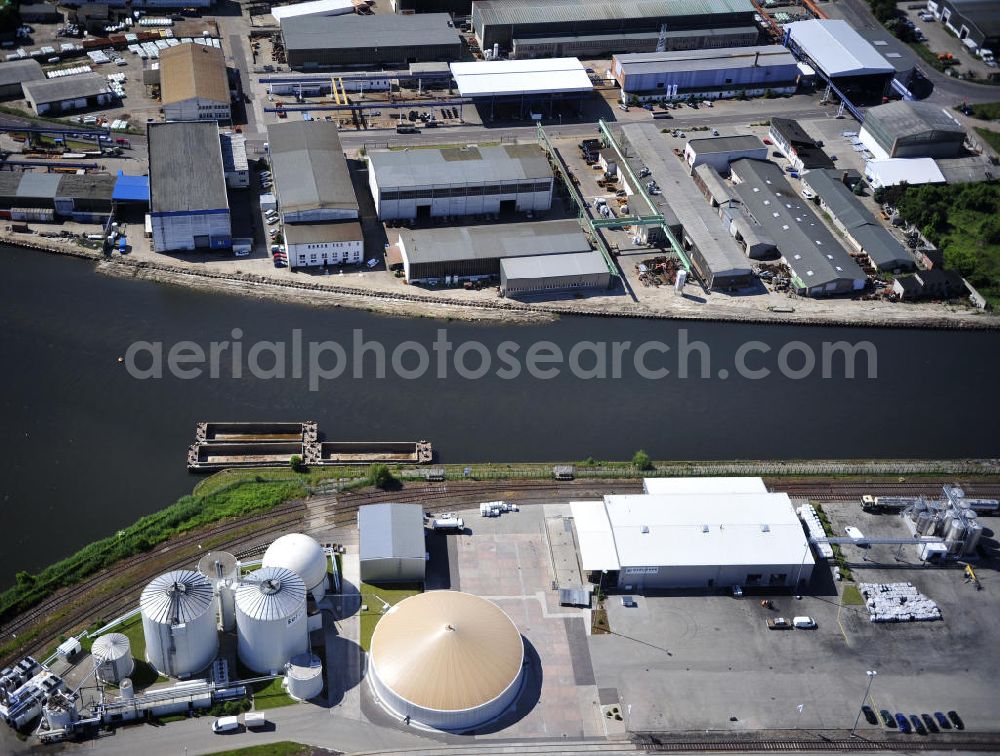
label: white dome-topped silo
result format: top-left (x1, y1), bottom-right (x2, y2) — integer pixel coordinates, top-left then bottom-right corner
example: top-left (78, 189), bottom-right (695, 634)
top-left (140, 570), bottom-right (218, 678)
top-left (91, 633), bottom-right (134, 684)
top-left (369, 591), bottom-right (524, 731)
top-left (236, 566), bottom-right (308, 674)
top-left (198, 551), bottom-right (239, 632)
top-left (284, 652), bottom-right (323, 702)
top-left (262, 534), bottom-right (328, 601)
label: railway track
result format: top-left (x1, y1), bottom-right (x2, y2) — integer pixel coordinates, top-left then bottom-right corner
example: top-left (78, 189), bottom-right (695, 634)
top-left (635, 738), bottom-right (1000, 752)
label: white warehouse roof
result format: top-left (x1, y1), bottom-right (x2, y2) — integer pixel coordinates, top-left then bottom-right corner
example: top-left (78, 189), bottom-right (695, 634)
top-left (572, 492), bottom-right (813, 572)
top-left (450, 58), bottom-right (594, 97)
top-left (642, 476), bottom-right (767, 495)
top-left (787, 20), bottom-right (894, 77)
top-left (864, 158), bottom-right (945, 189)
top-left (271, 0), bottom-right (356, 22)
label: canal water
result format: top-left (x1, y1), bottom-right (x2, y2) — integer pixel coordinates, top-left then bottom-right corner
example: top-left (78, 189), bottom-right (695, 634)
top-left (1, 245), bottom-right (998, 583)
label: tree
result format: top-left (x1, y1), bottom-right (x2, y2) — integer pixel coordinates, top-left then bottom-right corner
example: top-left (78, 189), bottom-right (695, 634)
top-left (632, 450), bottom-right (652, 471)
top-left (14, 571), bottom-right (34, 587)
top-left (289, 454), bottom-right (303, 472)
top-left (368, 463), bottom-right (400, 490)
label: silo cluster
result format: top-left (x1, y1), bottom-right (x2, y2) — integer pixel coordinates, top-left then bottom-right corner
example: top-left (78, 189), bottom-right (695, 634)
top-left (910, 496), bottom-right (984, 556)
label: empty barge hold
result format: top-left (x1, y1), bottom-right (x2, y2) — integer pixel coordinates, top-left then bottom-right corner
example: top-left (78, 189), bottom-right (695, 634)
top-left (189, 442), bottom-right (304, 470)
top-left (195, 421), bottom-right (317, 444)
top-left (318, 441), bottom-right (433, 465)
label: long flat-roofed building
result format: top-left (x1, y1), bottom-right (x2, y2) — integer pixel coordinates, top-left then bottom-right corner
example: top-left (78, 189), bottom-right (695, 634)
top-left (613, 45), bottom-right (798, 102)
top-left (500, 250), bottom-right (610, 296)
top-left (472, 0), bottom-right (757, 58)
top-left (282, 12), bottom-right (463, 69)
top-left (684, 135), bottom-right (767, 174)
top-left (571, 479), bottom-right (815, 592)
top-left (395, 219), bottom-right (592, 284)
top-left (267, 120), bottom-right (362, 268)
top-left (0, 59), bottom-right (44, 100)
top-left (22, 75), bottom-right (114, 115)
top-left (159, 43), bottom-right (231, 123)
top-left (368, 144), bottom-right (553, 221)
top-left (451, 58), bottom-right (594, 119)
top-left (148, 121), bottom-right (231, 252)
top-left (930, 0), bottom-right (1000, 53)
top-left (511, 27), bottom-right (760, 59)
top-left (729, 158), bottom-right (865, 296)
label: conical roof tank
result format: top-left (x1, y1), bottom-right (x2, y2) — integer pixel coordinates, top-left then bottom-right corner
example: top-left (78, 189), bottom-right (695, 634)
top-left (140, 570), bottom-right (217, 678)
top-left (236, 566), bottom-right (308, 674)
top-left (91, 632), bottom-right (134, 684)
top-left (262, 534), bottom-right (328, 600)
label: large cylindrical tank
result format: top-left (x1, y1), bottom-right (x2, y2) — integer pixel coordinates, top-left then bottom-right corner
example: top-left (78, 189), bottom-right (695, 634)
top-left (947, 519), bottom-right (967, 543)
top-left (926, 515), bottom-right (941, 536)
top-left (916, 511), bottom-right (932, 535)
top-left (91, 633), bottom-right (134, 684)
top-left (236, 566), bottom-right (308, 675)
top-left (140, 570), bottom-right (218, 678)
top-left (284, 652), bottom-right (323, 702)
top-left (963, 522), bottom-right (984, 555)
top-left (262, 534), bottom-right (328, 601)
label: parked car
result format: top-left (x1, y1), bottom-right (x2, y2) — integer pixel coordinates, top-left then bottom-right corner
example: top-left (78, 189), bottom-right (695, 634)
top-left (792, 616), bottom-right (816, 629)
top-left (947, 710), bottom-right (964, 730)
top-left (862, 706), bottom-right (878, 725)
top-left (880, 709), bottom-right (896, 728)
top-left (366, 258), bottom-right (378, 268)
top-left (921, 713), bottom-right (939, 733)
top-left (896, 713), bottom-right (911, 733)
top-left (933, 712), bottom-right (950, 730)
top-left (910, 714), bottom-right (927, 735)
top-left (766, 617), bottom-right (791, 629)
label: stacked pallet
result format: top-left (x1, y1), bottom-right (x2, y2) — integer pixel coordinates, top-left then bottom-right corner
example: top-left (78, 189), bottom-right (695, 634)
top-left (859, 582), bottom-right (942, 623)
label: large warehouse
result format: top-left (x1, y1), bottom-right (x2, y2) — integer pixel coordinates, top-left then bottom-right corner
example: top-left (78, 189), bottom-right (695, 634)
top-left (267, 120), bottom-right (362, 268)
top-left (499, 250), bottom-right (610, 297)
top-left (859, 101), bottom-right (966, 160)
top-left (359, 503), bottom-right (426, 584)
top-left (369, 591), bottom-right (524, 730)
top-left (785, 19), bottom-right (895, 106)
top-left (729, 159), bottom-right (866, 296)
top-left (0, 59), bottom-right (44, 100)
top-left (22, 75), bottom-right (114, 115)
top-left (395, 219), bottom-right (593, 284)
top-left (683, 135), bottom-right (767, 174)
top-left (390, 0), bottom-right (471, 12)
top-left (511, 27), bottom-right (760, 59)
top-left (930, 0), bottom-right (1000, 53)
top-left (368, 144), bottom-right (553, 221)
top-left (450, 58), bottom-right (594, 120)
top-left (271, 0), bottom-right (356, 25)
top-left (570, 480), bottom-right (816, 592)
top-left (613, 46), bottom-right (799, 102)
top-left (159, 43), bottom-right (231, 123)
top-left (471, 0), bottom-right (758, 59)
top-left (148, 122), bottom-right (231, 252)
top-left (282, 13), bottom-right (463, 69)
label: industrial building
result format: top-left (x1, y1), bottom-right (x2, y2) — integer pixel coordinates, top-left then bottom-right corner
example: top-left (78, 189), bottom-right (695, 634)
top-left (859, 101), bottom-right (966, 160)
top-left (220, 132), bottom-right (249, 189)
top-left (391, 0), bottom-right (471, 12)
top-left (159, 43), bottom-right (231, 123)
top-left (140, 570), bottom-right (218, 678)
top-left (684, 135), bottom-right (767, 174)
top-left (511, 27), bottom-right (760, 59)
top-left (570, 480), bottom-right (816, 592)
top-left (21, 75), bottom-right (115, 115)
top-left (271, 0), bottom-right (356, 24)
top-left (784, 19), bottom-right (895, 106)
top-left (0, 172), bottom-right (115, 223)
top-left (368, 144), bottom-right (553, 221)
top-left (236, 566), bottom-right (309, 675)
top-left (262, 532), bottom-right (329, 601)
top-left (0, 59), bottom-right (44, 100)
top-left (768, 118), bottom-right (834, 172)
top-left (853, 25), bottom-right (929, 100)
top-left (148, 121), bottom-right (231, 252)
top-left (450, 58), bottom-right (594, 120)
top-left (282, 13), bottom-right (463, 69)
top-left (729, 159), bottom-right (866, 296)
top-left (368, 591), bottom-right (524, 730)
top-left (267, 120), bottom-right (362, 268)
top-left (613, 46), bottom-right (799, 102)
top-left (358, 503), bottom-right (426, 583)
top-left (471, 0), bottom-right (758, 59)
top-left (800, 169), bottom-right (915, 273)
top-left (18, 3), bottom-right (63, 22)
top-left (623, 123), bottom-right (753, 291)
top-left (643, 476), bottom-right (767, 495)
top-left (500, 250), bottom-right (610, 296)
top-left (394, 219), bottom-right (593, 284)
top-left (929, 0), bottom-right (1000, 53)
top-left (892, 269), bottom-right (966, 301)
top-left (864, 157), bottom-right (946, 189)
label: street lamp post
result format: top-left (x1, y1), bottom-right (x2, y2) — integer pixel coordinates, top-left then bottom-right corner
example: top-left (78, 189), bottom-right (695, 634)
top-left (851, 670), bottom-right (877, 735)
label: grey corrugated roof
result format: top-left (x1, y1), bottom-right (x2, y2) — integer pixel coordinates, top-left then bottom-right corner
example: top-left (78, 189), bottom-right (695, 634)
top-left (148, 122), bottom-right (229, 214)
top-left (267, 121), bottom-right (357, 214)
top-left (56, 173), bottom-right (116, 201)
top-left (474, 0), bottom-right (755, 27)
top-left (729, 159), bottom-right (865, 289)
top-left (693, 163), bottom-right (734, 203)
top-left (849, 223), bottom-right (913, 270)
top-left (500, 249), bottom-right (608, 279)
top-left (358, 503), bottom-right (425, 562)
top-left (516, 27), bottom-right (757, 46)
top-left (140, 570), bottom-right (214, 625)
top-left (283, 221), bottom-right (362, 244)
top-left (946, 0), bottom-right (1000, 37)
top-left (616, 45), bottom-right (795, 76)
top-left (0, 59), bottom-right (44, 88)
top-left (802, 169), bottom-right (872, 230)
top-left (236, 566), bottom-right (306, 621)
top-left (399, 220), bottom-right (591, 265)
top-left (16, 172), bottom-right (61, 199)
top-left (862, 101), bottom-right (965, 141)
top-left (282, 12), bottom-right (462, 52)
top-left (370, 144), bottom-right (552, 188)
top-left (688, 135), bottom-right (766, 155)
top-left (22, 74), bottom-right (111, 104)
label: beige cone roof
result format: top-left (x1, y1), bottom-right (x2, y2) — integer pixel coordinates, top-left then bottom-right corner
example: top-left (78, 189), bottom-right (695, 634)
top-left (370, 591), bottom-right (523, 712)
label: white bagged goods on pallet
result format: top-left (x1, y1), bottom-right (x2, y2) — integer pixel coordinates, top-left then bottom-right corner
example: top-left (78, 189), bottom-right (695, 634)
top-left (859, 582), bottom-right (942, 623)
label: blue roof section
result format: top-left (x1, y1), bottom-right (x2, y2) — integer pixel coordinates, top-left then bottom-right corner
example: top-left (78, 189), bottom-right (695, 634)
top-left (113, 173), bottom-right (149, 203)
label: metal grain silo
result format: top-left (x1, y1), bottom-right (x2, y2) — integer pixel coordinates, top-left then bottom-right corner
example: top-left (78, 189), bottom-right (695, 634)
top-left (262, 534), bottom-right (328, 601)
top-left (963, 522), bottom-right (984, 555)
top-left (91, 633), bottom-right (134, 684)
top-left (140, 570), bottom-right (218, 678)
top-left (236, 567), bottom-right (308, 675)
top-left (284, 652), bottom-right (324, 702)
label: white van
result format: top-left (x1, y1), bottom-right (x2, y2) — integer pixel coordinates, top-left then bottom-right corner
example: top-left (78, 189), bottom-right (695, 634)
top-left (212, 715), bottom-right (240, 733)
top-left (793, 616), bottom-right (816, 629)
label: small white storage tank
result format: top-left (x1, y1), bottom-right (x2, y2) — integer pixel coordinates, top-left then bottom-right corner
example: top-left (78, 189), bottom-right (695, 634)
top-left (284, 652), bottom-right (323, 701)
top-left (140, 570), bottom-right (218, 678)
top-left (119, 678), bottom-right (135, 699)
top-left (262, 533), bottom-right (328, 601)
top-left (91, 633), bottom-right (134, 684)
top-left (236, 566), bottom-right (308, 675)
